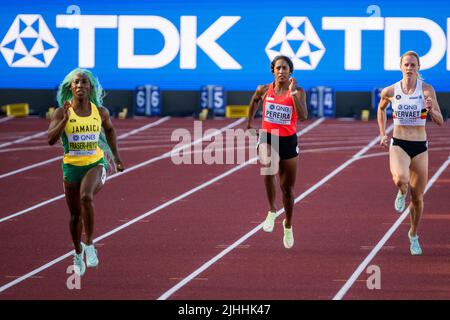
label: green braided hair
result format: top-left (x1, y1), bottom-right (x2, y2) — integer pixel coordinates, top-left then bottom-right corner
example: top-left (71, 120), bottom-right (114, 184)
top-left (56, 68), bottom-right (117, 174)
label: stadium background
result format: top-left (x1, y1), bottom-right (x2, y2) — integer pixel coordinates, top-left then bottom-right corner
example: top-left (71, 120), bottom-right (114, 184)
top-left (1, 0), bottom-right (449, 118)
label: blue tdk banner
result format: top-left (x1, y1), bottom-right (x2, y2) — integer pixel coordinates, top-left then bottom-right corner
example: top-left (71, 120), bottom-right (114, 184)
top-left (0, 0), bottom-right (449, 91)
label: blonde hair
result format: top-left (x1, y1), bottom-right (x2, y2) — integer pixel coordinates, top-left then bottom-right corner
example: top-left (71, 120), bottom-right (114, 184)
top-left (400, 51), bottom-right (423, 80)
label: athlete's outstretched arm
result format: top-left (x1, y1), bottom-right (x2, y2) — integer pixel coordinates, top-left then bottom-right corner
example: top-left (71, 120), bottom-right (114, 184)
top-left (424, 85), bottom-right (444, 126)
top-left (377, 87), bottom-right (392, 147)
top-left (247, 85), bottom-right (269, 129)
top-left (292, 87), bottom-right (308, 120)
top-left (99, 106), bottom-right (124, 171)
top-left (47, 102), bottom-right (70, 145)
top-left (246, 85), bottom-right (268, 129)
top-left (288, 77), bottom-right (307, 120)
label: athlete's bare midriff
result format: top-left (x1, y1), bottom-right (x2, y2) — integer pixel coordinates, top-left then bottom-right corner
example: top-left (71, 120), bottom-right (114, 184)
top-left (393, 125), bottom-right (427, 141)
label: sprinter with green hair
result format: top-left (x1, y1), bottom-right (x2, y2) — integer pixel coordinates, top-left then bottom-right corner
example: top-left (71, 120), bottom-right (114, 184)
top-left (48, 68), bottom-right (124, 276)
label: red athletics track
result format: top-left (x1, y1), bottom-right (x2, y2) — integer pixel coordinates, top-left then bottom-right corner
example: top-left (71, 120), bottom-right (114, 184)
top-left (0, 116), bottom-right (239, 215)
top-left (0, 116), bottom-right (246, 277)
top-left (0, 115), bottom-right (250, 297)
top-left (0, 117), bottom-right (449, 300)
top-left (0, 116), bottom-right (175, 214)
top-left (0, 116), bottom-right (157, 172)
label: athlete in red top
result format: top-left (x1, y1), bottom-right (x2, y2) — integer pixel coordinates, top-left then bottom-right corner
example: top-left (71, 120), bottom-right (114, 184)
top-left (247, 55), bottom-right (308, 249)
top-left (261, 81), bottom-right (298, 136)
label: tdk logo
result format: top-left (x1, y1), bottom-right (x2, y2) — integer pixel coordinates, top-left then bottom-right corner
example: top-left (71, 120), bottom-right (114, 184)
top-left (322, 17), bottom-right (450, 70)
top-left (56, 15), bottom-right (241, 70)
top-left (2, 14), bottom-right (450, 71)
top-left (0, 15), bottom-right (58, 67)
top-left (269, 16), bottom-right (450, 71)
top-left (266, 17), bottom-right (326, 70)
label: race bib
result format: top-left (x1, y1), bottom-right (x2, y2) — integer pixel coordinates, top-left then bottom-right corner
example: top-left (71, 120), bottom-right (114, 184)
top-left (394, 104), bottom-right (426, 125)
top-left (264, 103), bottom-right (292, 125)
top-left (67, 133), bottom-right (99, 156)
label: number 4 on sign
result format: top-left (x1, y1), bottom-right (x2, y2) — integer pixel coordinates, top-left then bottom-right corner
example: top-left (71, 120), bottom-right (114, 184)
top-left (366, 265), bottom-right (381, 290)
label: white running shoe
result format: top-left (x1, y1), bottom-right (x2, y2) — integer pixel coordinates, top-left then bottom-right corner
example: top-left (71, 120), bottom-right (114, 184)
top-left (73, 245), bottom-right (86, 276)
top-left (262, 211), bottom-right (277, 232)
top-left (394, 190), bottom-right (407, 213)
top-left (84, 243), bottom-right (99, 267)
top-left (282, 219), bottom-right (294, 249)
top-left (408, 231), bottom-right (422, 256)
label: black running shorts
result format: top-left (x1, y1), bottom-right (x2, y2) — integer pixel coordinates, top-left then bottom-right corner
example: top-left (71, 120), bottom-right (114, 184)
top-left (257, 131), bottom-right (299, 160)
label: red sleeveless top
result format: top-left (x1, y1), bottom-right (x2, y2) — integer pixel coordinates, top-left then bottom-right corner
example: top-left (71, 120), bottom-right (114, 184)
top-left (261, 83), bottom-right (297, 136)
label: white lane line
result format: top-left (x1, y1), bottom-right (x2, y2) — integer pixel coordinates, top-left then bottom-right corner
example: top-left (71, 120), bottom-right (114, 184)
top-left (101, 118), bottom-right (249, 181)
top-left (0, 117), bottom-right (171, 180)
top-left (332, 154), bottom-right (450, 301)
top-left (116, 116), bottom-right (171, 139)
top-left (157, 123), bottom-right (394, 300)
top-left (0, 117), bottom-right (14, 124)
top-left (0, 118), bottom-right (324, 293)
top-left (0, 131), bottom-right (47, 149)
top-left (117, 143), bottom-right (363, 157)
top-left (0, 146), bottom-right (54, 153)
top-left (0, 156), bottom-right (61, 180)
top-left (0, 194), bottom-right (66, 223)
top-left (0, 118), bottom-right (245, 223)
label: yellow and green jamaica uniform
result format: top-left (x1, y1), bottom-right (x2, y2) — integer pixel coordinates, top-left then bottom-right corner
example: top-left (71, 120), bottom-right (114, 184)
top-left (61, 102), bottom-right (108, 183)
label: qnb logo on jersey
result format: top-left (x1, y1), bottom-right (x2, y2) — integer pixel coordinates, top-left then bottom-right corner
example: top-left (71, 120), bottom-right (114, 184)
top-left (69, 133), bottom-right (99, 142)
top-left (398, 104), bottom-right (418, 110)
top-left (71, 134), bottom-right (99, 142)
top-left (265, 17), bottom-right (325, 70)
top-left (0, 15), bottom-right (58, 67)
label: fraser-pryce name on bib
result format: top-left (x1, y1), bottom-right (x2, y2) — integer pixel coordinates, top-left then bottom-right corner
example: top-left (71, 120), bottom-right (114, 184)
top-left (264, 103), bottom-right (292, 125)
top-left (67, 133), bottom-right (100, 156)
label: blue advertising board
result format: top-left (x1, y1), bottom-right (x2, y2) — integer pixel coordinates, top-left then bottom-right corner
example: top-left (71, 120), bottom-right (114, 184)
top-left (309, 86), bottom-right (335, 117)
top-left (135, 85), bottom-right (161, 116)
top-left (200, 85), bottom-right (226, 116)
top-left (0, 0), bottom-right (449, 91)
top-left (309, 87), bottom-right (320, 117)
